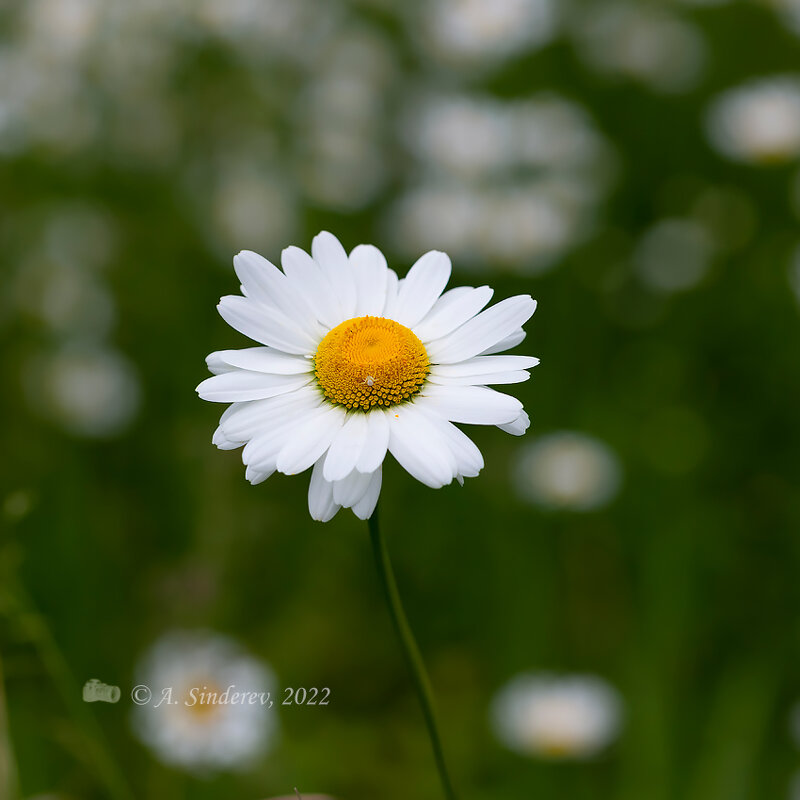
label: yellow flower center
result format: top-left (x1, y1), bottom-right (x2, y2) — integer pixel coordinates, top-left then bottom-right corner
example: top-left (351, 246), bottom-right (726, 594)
top-left (183, 681), bottom-right (223, 720)
top-left (314, 316), bottom-right (429, 410)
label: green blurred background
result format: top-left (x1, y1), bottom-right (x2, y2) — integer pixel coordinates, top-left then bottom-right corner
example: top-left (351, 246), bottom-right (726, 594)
top-left (2, 0), bottom-right (800, 798)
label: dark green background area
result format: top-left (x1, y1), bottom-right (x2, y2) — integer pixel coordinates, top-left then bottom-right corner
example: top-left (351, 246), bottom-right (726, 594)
top-left (2, 2), bottom-right (800, 799)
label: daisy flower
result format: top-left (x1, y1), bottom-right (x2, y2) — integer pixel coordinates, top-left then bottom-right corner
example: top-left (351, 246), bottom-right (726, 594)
top-left (131, 630), bottom-right (277, 773)
top-left (491, 672), bottom-right (623, 760)
top-left (197, 231), bottom-right (538, 521)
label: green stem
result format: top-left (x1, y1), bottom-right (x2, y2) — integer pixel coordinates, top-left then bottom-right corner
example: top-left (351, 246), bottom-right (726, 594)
top-left (367, 505), bottom-right (458, 800)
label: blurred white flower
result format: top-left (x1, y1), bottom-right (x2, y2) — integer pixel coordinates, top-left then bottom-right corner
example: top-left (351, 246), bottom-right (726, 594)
top-left (394, 92), bottom-right (611, 271)
top-left (24, 346), bottom-right (140, 438)
top-left (389, 170), bottom-right (602, 272)
top-left (573, 4), bottom-right (705, 93)
top-left (192, 0), bottom-right (340, 66)
top-left (418, 0), bottom-right (558, 69)
top-left (132, 630), bottom-right (277, 773)
top-left (491, 673), bottom-right (623, 759)
top-left (480, 182), bottom-right (589, 270)
top-left (211, 167), bottom-right (298, 256)
top-left (21, 0), bottom-right (102, 59)
top-left (770, 0), bottom-right (800, 36)
top-left (513, 97), bottom-right (611, 173)
top-left (634, 219), bottom-right (715, 293)
top-left (706, 77), bottom-right (800, 164)
top-left (405, 93), bottom-right (609, 181)
top-left (514, 431), bottom-right (622, 511)
top-left (293, 29), bottom-right (395, 209)
top-left (0, 43), bottom-right (99, 155)
top-left (405, 96), bottom-right (515, 180)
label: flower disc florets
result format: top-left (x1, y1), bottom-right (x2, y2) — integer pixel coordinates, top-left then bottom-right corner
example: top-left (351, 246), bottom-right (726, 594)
top-left (314, 315), bottom-right (430, 410)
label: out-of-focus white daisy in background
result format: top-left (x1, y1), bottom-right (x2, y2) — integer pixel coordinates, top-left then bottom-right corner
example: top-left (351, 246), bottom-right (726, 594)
top-left (291, 28), bottom-right (396, 210)
top-left (191, 0), bottom-right (341, 67)
top-left (390, 92), bottom-right (613, 272)
top-left (514, 431), bottom-right (622, 511)
top-left (197, 231), bottom-right (538, 522)
top-left (768, 0), bottom-right (800, 36)
top-left (403, 93), bottom-right (610, 181)
top-left (132, 630), bottom-right (277, 774)
top-left (491, 673), bottom-right (623, 759)
top-left (23, 345), bottom-right (140, 439)
top-left (414, 0), bottom-right (559, 71)
top-left (633, 218), bottom-right (716, 294)
top-left (706, 76), bottom-right (800, 164)
top-left (388, 180), bottom-right (596, 273)
top-left (571, 3), bottom-right (706, 94)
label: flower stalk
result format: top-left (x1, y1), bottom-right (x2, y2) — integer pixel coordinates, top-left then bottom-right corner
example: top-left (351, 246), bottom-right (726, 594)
top-left (367, 505), bottom-right (458, 800)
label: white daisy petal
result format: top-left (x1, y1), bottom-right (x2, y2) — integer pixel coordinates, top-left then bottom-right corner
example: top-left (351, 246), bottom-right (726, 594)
top-left (432, 355), bottom-right (540, 377)
top-left (196, 371), bottom-right (312, 402)
top-left (427, 296), bottom-right (537, 364)
top-left (480, 328), bottom-right (527, 356)
top-left (221, 387), bottom-right (321, 441)
top-left (428, 371), bottom-right (531, 386)
top-left (418, 411), bottom-right (484, 478)
top-left (498, 410), bottom-right (531, 436)
top-left (382, 269), bottom-right (400, 316)
top-left (417, 385), bottom-right (523, 425)
top-left (413, 286), bottom-right (494, 343)
top-left (234, 251), bottom-right (322, 334)
top-left (350, 244), bottom-right (390, 317)
top-left (324, 412), bottom-right (371, 482)
top-left (210, 347), bottom-right (314, 375)
top-left (281, 246), bottom-right (342, 327)
top-left (332, 468), bottom-right (374, 507)
top-left (351, 468), bottom-right (382, 520)
top-left (241, 412), bottom-right (314, 472)
top-left (212, 424), bottom-right (242, 450)
top-left (217, 295), bottom-right (319, 354)
top-left (206, 352), bottom-right (237, 375)
top-left (275, 405), bottom-right (346, 475)
top-left (387, 406), bottom-right (455, 488)
top-left (308, 457), bottom-right (341, 522)
top-left (391, 250), bottom-right (452, 328)
top-left (312, 231), bottom-right (358, 319)
top-left (355, 410), bottom-right (391, 474)
top-left (245, 465), bottom-right (275, 485)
